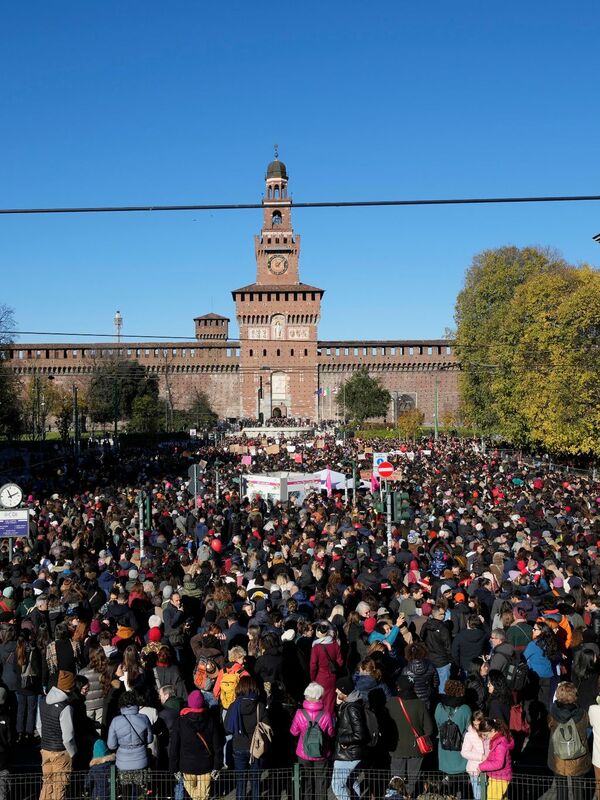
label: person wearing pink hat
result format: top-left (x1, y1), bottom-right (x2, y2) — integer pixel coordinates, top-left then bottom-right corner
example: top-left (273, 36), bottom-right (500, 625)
top-left (169, 690), bottom-right (222, 800)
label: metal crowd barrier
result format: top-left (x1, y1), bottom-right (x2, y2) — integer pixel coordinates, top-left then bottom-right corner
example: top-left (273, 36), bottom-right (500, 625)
top-left (5, 767), bottom-right (599, 800)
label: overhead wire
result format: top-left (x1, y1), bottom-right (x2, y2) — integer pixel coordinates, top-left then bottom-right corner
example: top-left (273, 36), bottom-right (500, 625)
top-left (1, 193), bottom-right (600, 215)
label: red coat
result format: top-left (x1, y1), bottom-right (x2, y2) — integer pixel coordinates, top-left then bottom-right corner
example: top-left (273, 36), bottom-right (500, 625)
top-left (309, 641), bottom-right (344, 715)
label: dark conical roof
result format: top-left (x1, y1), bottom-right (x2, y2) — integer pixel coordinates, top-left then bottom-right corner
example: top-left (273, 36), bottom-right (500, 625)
top-left (266, 159), bottom-right (287, 179)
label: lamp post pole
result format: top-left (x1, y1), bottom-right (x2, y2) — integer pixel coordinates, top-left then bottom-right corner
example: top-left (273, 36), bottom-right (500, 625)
top-left (434, 373), bottom-right (439, 441)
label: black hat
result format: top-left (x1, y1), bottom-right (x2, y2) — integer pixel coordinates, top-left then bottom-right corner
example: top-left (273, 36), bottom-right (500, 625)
top-left (335, 675), bottom-right (355, 696)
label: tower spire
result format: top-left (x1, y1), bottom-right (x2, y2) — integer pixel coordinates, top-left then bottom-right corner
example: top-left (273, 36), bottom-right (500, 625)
top-left (274, 143), bottom-right (279, 160)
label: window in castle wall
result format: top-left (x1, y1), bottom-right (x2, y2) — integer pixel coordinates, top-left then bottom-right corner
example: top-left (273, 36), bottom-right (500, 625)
top-left (154, 349), bottom-right (159, 356)
top-left (390, 347), bottom-right (396, 355)
top-left (304, 348), bottom-right (308, 356)
top-left (344, 347), bottom-right (349, 356)
top-left (372, 347), bottom-right (377, 356)
top-left (172, 349), bottom-right (177, 356)
top-left (326, 348), bottom-right (331, 355)
top-left (249, 349), bottom-right (253, 357)
top-left (409, 347), bottom-right (414, 355)
top-left (290, 349), bottom-right (294, 356)
top-left (72, 350), bottom-right (78, 357)
top-left (226, 348), bottom-right (231, 357)
top-left (263, 349), bottom-right (267, 357)
top-left (235, 348), bottom-right (240, 356)
top-left (446, 346), bottom-right (452, 354)
top-left (363, 347), bottom-right (367, 355)
top-left (428, 346), bottom-right (433, 355)
top-left (335, 348), bottom-right (340, 356)
top-left (354, 348), bottom-right (358, 356)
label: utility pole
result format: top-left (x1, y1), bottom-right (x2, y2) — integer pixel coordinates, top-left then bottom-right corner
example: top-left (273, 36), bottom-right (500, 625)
top-left (386, 489), bottom-right (393, 554)
top-left (434, 373), bottom-right (439, 441)
top-left (72, 385), bottom-right (80, 461)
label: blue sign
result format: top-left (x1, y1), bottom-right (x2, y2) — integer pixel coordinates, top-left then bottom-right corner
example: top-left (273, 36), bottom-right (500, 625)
top-left (0, 510), bottom-right (29, 538)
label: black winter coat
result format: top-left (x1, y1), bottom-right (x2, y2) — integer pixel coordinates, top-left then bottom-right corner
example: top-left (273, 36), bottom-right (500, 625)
top-left (333, 696), bottom-right (368, 761)
top-left (421, 618), bottom-right (452, 667)
top-left (402, 659), bottom-right (439, 705)
top-left (451, 628), bottom-right (488, 673)
top-left (384, 692), bottom-right (434, 758)
top-left (254, 648), bottom-right (283, 687)
top-left (224, 696), bottom-right (269, 754)
top-left (169, 709), bottom-right (223, 774)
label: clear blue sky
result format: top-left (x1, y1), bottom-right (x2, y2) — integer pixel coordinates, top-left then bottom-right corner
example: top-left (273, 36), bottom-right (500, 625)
top-left (1, 1), bottom-right (599, 344)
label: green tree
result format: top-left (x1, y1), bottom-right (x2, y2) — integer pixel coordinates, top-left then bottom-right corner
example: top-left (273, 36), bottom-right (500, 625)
top-left (454, 246), bottom-right (567, 433)
top-left (88, 359), bottom-right (155, 426)
top-left (492, 267), bottom-right (600, 454)
top-left (171, 390), bottom-right (218, 431)
top-left (336, 369), bottom-right (391, 424)
top-left (396, 408), bottom-right (424, 441)
top-left (50, 387), bottom-right (74, 443)
top-left (129, 393), bottom-right (161, 433)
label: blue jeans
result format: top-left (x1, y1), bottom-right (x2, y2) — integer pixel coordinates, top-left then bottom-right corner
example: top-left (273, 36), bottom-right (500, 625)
top-left (232, 751), bottom-right (261, 800)
top-left (470, 773), bottom-right (483, 800)
top-left (16, 692), bottom-right (37, 735)
top-left (436, 663), bottom-right (451, 694)
top-left (331, 759), bottom-right (360, 800)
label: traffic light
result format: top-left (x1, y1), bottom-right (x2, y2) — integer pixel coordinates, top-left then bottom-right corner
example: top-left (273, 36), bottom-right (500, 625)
top-left (392, 491), bottom-right (411, 522)
top-left (138, 491), bottom-right (152, 530)
top-left (144, 494), bottom-right (152, 529)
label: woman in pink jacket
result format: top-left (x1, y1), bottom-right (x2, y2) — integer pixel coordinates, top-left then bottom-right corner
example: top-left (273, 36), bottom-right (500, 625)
top-left (290, 682), bottom-right (335, 800)
top-left (460, 711), bottom-right (490, 800)
top-left (478, 719), bottom-right (514, 800)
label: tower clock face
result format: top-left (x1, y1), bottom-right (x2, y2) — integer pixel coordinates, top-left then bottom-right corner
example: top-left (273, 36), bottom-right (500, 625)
top-left (268, 255), bottom-right (288, 276)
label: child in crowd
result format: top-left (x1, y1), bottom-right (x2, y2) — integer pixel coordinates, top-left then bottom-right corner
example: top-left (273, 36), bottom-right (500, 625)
top-left (85, 740), bottom-right (116, 800)
top-left (460, 710), bottom-right (489, 800)
top-left (478, 719), bottom-right (514, 800)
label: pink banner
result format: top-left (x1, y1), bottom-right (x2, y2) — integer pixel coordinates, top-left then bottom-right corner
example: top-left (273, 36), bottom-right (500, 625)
top-left (241, 455), bottom-right (252, 466)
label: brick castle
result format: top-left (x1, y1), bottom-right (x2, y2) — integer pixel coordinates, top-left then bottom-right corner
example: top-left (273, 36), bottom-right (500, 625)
top-left (6, 157), bottom-right (460, 424)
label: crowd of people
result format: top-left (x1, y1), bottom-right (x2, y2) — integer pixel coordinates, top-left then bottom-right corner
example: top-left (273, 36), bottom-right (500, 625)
top-left (0, 433), bottom-right (600, 800)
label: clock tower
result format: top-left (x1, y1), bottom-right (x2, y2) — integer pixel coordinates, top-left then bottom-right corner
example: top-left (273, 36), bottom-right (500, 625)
top-left (255, 151), bottom-right (300, 285)
top-left (232, 154), bottom-right (324, 420)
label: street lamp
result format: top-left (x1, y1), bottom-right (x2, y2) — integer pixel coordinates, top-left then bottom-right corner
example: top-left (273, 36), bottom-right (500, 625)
top-left (214, 459), bottom-right (223, 503)
top-left (114, 310), bottom-right (123, 343)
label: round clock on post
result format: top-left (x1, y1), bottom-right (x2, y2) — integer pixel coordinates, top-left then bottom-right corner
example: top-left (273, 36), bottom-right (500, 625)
top-left (268, 255), bottom-right (288, 276)
top-left (0, 482), bottom-right (23, 508)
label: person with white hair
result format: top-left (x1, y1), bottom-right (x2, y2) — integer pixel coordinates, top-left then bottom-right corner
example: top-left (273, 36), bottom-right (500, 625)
top-left (290, 683), bottom-right (335, 800)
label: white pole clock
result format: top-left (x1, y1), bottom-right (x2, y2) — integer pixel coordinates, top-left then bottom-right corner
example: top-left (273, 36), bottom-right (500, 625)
top-left (0, 482), bottom-right (24, 509)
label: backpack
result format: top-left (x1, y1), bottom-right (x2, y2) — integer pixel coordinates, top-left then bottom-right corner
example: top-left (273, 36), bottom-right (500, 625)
top-left (301, 710), bottom-right (325, 758)
top-left (551, 717), bottom-right (587, 761)
top-left (219, 668), bottom-right (242, 709)
top-left (249, 707), bottom-right (273, 763)
top-left (363, 705), bottom-right (380, 748)
top-left (21, 647), bottom-right (39, 690)
top-left (439, 707), bottom-right (463, 751)
top-left (194, 656), bottom-right (218, 692)
top-left (504, 660), bottom-right (529, 692)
